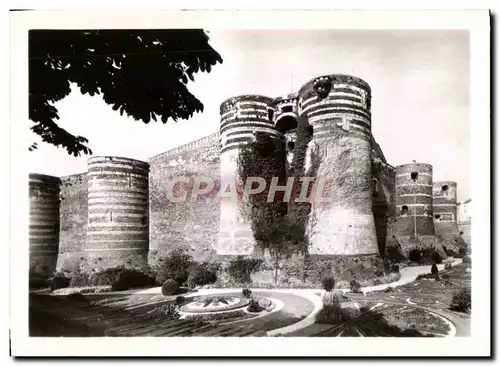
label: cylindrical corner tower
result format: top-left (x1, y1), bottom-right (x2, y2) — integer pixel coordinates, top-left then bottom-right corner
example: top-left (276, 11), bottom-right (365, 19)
top-left (217, 95), bottom-right (279, 255)
top-left (29, 173), bottom-right (61, 278)
top-left (297, 74), bottom-right (379, 255)
top-left (433, 181), bottom-right (459, 236)
top-left (395, 163), bottom-right (435, 236)
top-left (85, 156), bottom-right (149, 270)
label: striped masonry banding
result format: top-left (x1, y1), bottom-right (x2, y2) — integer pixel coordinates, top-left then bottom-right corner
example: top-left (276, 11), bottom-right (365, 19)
top-left (29, 173), bottom-right (61, 278)
top-left (217, 95), bottom-right (277, 255)
top-left (298, 74), bottom-right (379, 256)
top-left (85, 156), bottom-right (150, 269)
top-left (395, 163), bottom-right (435, 237)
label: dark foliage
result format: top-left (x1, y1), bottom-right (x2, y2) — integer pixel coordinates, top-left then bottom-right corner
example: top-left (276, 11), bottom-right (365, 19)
top-left (29, 30), bottom-right (222, 155)
top-left (247, 299), bottom-right (264, 313)
top-left (175, 295), bottom-right (186, 306)
top-left (322, 276), bottom-right (336, 292)
top-left (162, 279), bottom-right (180, 296)
top-left (242, 288), bottom-right (252, 298)
top-left (459, 248), bottom-right (467, 256)
top-left (110, 268), bottom-right (156, 291)
top-left (449, 288), bottom-right (471, 313)
top-left (390, 264), bottom-right (400, 273)
top-left (69, 267), bottom-right (155, 291)
top-left (238, 133), bottom-right (302, 283)
top-left (164, 304), bottom-right (181, 319)
top-left (50, 274), bottom-right (71, 291)
top-left (227, 257), bottom-right (262, 284)
top-left (409, 249), bottom-right (422, 263)
top-left (349, 280), bottom-right (362, 293)
top-left (29, 275), bottom-right (49, 290)
top-left (155, 249), bottom-right (193, 285)
top-left (187, 262), bottom-right (217, 288)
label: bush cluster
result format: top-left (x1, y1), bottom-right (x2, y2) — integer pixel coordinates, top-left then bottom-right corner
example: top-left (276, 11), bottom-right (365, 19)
top-left (162, 279), bottom-right (180, 296)
top-left (321, 276), bottom-right (335, 292)
top-left (247, 299), bottom-right (264, 313)
top-left (50, 273), bottom-right (71, 291)
top-left (187, 263), bottom-right (218, 288)
top-left (242, 288), bottom-right (252, 298)
top-left (227, 257), bottom-right (262, 284)
top-left (155, 249), bottom-right (193, 285)
top-left (449, 288), bottom-right (471, 313)
top-left (349, 280), bottom-right (362, 293)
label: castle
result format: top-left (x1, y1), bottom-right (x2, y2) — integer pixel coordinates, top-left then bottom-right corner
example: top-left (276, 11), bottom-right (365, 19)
top-left (29, 74), bottom-right (469, 286)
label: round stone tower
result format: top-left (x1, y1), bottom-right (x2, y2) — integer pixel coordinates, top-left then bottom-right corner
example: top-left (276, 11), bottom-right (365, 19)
top-left (433, 181), bottom-right (459, 236)
top-left (85, 156), bottom-right (149, 270)
top-left (394, 163), bottom-right (435, 236)
top-left (29, 173), bottom-right (61, 279)
top-left (297, 74), bottom-right (379, 255)
top-left (217, 95), bottom-right (279, 255)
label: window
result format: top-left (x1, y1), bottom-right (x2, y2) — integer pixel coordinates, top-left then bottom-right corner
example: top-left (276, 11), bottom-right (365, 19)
top-left (267, 109), bottom-right (274, 121)
top-left (459, 231), bottom-right (464, 235)
top-left (442, 185), bottom-right (449, 193)
top-left (281, 105), bottom-right (293, 113)
top-left (108, 211), bottom-right (113, 222)
top-left (372, 178), bottom-right (379, 197)
top-left (434, 214), bottom-right (441, 220)
top-left (410, 172), bottom-right (418, 181)
top-left (401, 205), bottom-right (409, 215)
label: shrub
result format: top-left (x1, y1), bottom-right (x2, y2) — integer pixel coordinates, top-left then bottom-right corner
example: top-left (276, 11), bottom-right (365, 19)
top-left (431, 263), bottom-right (439, 275)
top-left (111, 269), bottom-right (156, 291)
top-left (50, 274), bottom-right (71, 291)
top-left (155, 249), bottom-right (193, 285)
top-left (162, 279), bottom-right (180, 296)
top-left (349, 280), bottom-right (362, 293)
top-left (409, 249), bottom-right (422, 263)
top-left (247, 299), bottom-right (263, 313)
top-left (449, 288), bottom-right (471, 313)
top-left (444, 262), bottom-right (452, 270)
top-left (69, 271), bottom-right (90, 287)
top-left (315, 305), bottom-right (350, 324)
top-left (458, 248), bottom-right (467, 256)
top-left (390, 264), bottom-right (400, 273)
top-left (175, 296), bottom-right (186, 306)
top-left (242, 288), bottom-right (252, 298)
top-left (165, 304), bottom-right (181, 319)
top-left (462, 255), bottom-right (471, 264)
top-left (384, 287), bottom-right (394, 293)
top-left (187, 263), bottom-right (217, 288)
top-left (227, 257), bottom-right (262, 284)
top-left (322, 276), bottom-right (336, 292)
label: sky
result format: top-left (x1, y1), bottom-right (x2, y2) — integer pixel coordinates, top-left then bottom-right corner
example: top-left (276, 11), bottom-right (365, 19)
top-left (27, 29), bottom-right (470, 201)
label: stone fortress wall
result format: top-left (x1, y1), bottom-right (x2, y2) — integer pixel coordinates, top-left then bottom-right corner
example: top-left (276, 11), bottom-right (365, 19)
top-left (29, 73), bottom-right (470, 283)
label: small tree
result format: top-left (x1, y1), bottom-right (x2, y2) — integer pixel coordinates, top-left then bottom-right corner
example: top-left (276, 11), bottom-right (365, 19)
top-left (431, 263), bottom-right (439, 275)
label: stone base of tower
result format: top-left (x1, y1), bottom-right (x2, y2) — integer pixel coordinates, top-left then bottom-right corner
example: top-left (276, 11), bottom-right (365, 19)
top-left (384, 234), bottom-right (468, 263)
top-left (29, 253), bottom-right (58, 281)
top-left (81, 249), bottom-right (148, 273)
top-left (306, 209), bottom-right (379, 256)
top-left (56, 251), bottom-right (87, 273)
top-left (211, 252), bottom-right (387, 288)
